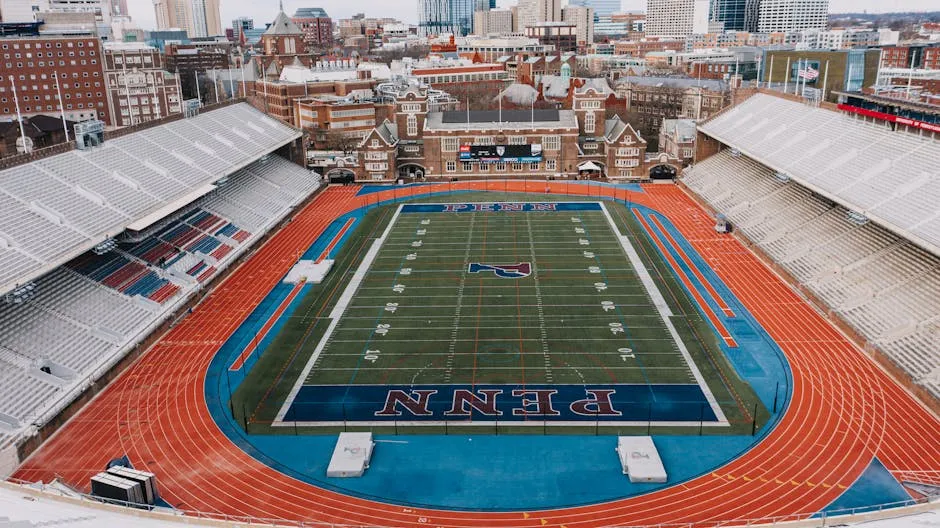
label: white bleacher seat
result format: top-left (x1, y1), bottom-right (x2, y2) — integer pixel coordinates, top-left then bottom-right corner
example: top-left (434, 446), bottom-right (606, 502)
top-left (700, 93), bottom-right (940, 256)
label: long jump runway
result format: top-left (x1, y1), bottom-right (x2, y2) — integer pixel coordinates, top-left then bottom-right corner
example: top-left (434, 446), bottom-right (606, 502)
top-left (12, 182), bottom-right (940, 527)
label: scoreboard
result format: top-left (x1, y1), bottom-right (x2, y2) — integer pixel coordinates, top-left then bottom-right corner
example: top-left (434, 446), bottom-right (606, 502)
top-left (459, 144), bottom-right (543, 163)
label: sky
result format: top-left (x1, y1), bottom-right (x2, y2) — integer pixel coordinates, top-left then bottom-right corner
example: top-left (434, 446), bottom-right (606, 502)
top-left (126, 0), bottom-right (938, 32)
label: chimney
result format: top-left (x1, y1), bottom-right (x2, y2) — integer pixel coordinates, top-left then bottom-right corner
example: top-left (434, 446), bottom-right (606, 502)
top-left (358, 69), bottom-right (372, 80)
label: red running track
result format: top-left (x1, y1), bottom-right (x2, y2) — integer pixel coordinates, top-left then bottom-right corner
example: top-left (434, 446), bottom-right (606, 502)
top-left (13, 182), bottom-right (940, 527)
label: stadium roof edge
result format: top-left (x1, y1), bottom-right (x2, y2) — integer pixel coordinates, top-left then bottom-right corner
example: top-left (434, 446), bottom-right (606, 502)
top-left (697, 93), bottom-right (940, 258)
top-left (0, 102), bottom-right (302, 298)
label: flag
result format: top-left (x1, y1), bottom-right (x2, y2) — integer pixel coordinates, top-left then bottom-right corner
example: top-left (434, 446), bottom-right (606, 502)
top-left (798, 67), bottom-right (819, 80)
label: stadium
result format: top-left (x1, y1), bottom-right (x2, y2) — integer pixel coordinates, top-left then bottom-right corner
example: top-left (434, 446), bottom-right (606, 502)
top-left (0, 91), bottom-right (937, 528)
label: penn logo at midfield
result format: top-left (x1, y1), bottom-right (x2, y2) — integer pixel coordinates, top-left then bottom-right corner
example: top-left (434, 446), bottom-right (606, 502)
top-left (468, 262), bottom-right (532, 279)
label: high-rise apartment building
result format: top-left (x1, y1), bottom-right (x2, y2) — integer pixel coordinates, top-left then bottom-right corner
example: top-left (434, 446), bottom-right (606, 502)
top-left (232, 16), bottom-right (253, 42)
top-left (418, 0), bottom-right (475, 36)
top-left (102, 42), bottom-right (181, 127)
top-left (757, 0), bottom-right (828, 33)
top-left (291, 8), bottom-right (332, 48)
top-left (153, 0), bottom-right (222, 38)
top-left (709, 0), bottom-right (759, 31)
top-left (646, 0), bottom-right (710, 37)
top-left (567, 0), bottom-right (621, 18)
top-left (473, 8), bottom-right (513, 36)
top-left (0, 35), bottom-right (111, 124)
top-left (562, 5), bottom-right (594, 47)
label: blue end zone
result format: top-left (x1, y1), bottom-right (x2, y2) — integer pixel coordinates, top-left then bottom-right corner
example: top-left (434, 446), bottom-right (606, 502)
top-left (401, 202), bottom-right (602, 213)
top-left (284, 384), bottom-right (718, 423)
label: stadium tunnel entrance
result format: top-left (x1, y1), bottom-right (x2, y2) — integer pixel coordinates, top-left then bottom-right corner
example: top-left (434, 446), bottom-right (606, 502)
top-left (397, 163), bottom-right (426, 180)
top-left (326, 168), bottom-right (355, 185)
top-left (650, 164), bottom-right (679, 180)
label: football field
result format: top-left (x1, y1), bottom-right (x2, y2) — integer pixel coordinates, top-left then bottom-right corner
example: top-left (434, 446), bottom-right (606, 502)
top-left (271, 200), bottom-right (733, 428)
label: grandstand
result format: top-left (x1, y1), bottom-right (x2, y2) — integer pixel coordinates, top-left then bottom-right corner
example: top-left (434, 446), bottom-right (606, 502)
top-left (0, 103), bottom-right (321, 451)
top-left (687, 92), bottom-right (940, 400)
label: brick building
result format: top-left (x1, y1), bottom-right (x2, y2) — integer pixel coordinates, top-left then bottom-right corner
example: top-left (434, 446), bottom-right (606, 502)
top-left (614, 76), bottom-right (730, 150)
top-left (102, 42), bottom-right (182, 127)
top-left (255, 76), bottom-right (376, 125)
top-left (526, 22), bottom-right (578, 53)
top-left (256, 8), bottom-right (311, 73)
top-left (658, 118), bottom-right (696, 166)
top-left (613, 38), bottom-right (684, 57)
top-left (349, 77), bottom-right (673, 182)
top-left (294, 95), bottom-right (380, 146)
top-left (291, 7), bottom-right (333, 49)
top-left (0, 36), bottom-right (110, 125)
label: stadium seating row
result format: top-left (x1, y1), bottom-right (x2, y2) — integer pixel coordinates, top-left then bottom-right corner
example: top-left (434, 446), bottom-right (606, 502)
top-left (700, 93), bottom-right (940, 252)
top-left (0, 155), bottom-right (321, 448)
top-left (0, 103), bottom-right (300, 298)
top-left (684, 150), bottom-right (940, 399)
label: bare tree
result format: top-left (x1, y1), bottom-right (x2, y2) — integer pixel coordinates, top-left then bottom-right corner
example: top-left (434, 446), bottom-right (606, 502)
top-left (321, 129), bottom-right (360, 156)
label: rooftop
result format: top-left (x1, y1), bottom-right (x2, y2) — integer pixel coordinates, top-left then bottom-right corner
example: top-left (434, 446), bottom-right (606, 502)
top-left (426, 109), bottom-right (578, 131)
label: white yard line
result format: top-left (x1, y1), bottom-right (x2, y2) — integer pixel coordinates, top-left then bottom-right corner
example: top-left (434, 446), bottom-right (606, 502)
top-left (274, 204), bottom-right (405, 423)
top-left (445, 215), bottom-right (476, 382)
top-left (600, 202), bottom-right (729, 425)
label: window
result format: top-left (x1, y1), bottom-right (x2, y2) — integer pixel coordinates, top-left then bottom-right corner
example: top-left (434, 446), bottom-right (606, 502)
top-left (370, 139), bottom-right (380, 148)
top-left (403, 145), bottom-right (420, 153)
top-left (545, 159), bottom-right (556, 171)
top-left (446, 161), bottom-right (457, 172)
top-left (617, 147), bottom-right (639, 157)
top-left (462, 161), bottom-right (473, 171)
top-left (407, 114), bottom-right (417, 136)
top-left (365, 151), bottom-right (385, 160)
top-left (619, 169), bottom-right (633, 177)
top-left (529, 162), bottom-right (540, 171)
top-left (511, 162), bottom-right (523, 171)
top-left (476, 136), bottom-right (494, 145)
top-left (585, 113), bottom-right (596, 134)
top-left (580, 100), bottom-right (601, 109)
top-left (442, 137), bottom-right (459, 152)
top-left (615, 158), bottom-right (639, 168)
top-left (509, 136), bottom-right (526, 145)
top-left (495, 162), bottom-right (506, 171)
top-left (542, 135), bottom-right (561, 151)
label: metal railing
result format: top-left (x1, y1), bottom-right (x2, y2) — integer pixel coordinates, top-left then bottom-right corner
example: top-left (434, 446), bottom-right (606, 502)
top-left (4, 477), bottom-right (936, 528)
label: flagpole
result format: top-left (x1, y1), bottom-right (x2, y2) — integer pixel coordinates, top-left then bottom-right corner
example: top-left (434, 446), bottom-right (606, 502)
top-left (240, 63), bottom-right (246, 98)
top-left (195, 70), bottom-right (201, 104)
top-left (783, 57), bottom-right (790, 94)
top-left (53, 70), bottom-right (69, 142)
top-left (212, 70), bottom-right (219, 104)
top-left (822, 60), bottom-right (830, 102)
top-left (9, 76), bottom-right (29, 153)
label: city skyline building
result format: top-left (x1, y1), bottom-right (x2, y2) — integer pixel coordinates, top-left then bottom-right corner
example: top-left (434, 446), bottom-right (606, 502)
top-left (757, 0), bottom-right (828, 32)
top-left (568, 0), bottom-right (621, 18)
top-left (646, 0), bottom-right (710, 37)
top-left (152, 0), bottom-right (222, 38)
top-left (418, 0), bottom-right (476, 36)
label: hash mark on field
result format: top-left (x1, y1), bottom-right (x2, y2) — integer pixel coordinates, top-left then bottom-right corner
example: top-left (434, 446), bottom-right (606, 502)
top-left (445, 214), bottom-right (476, 383)
top-left (526, 214), bottom-right (553, 383)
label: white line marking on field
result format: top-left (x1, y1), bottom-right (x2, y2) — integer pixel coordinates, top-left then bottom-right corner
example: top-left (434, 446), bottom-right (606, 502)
top-left (445, 214), bottom-right (475, 383)
top-left (275, 204), bottom-right (405, 423)
top-left (599, 202), bottom-right (728, 425)
top-left (525, 214), bottom-right (553, 383)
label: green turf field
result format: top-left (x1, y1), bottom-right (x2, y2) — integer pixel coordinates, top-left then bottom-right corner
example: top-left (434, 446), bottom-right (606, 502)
top-left (233, 193), bottom-right (766, 435)
top-left (306, 205), bottom-right (700, 387)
